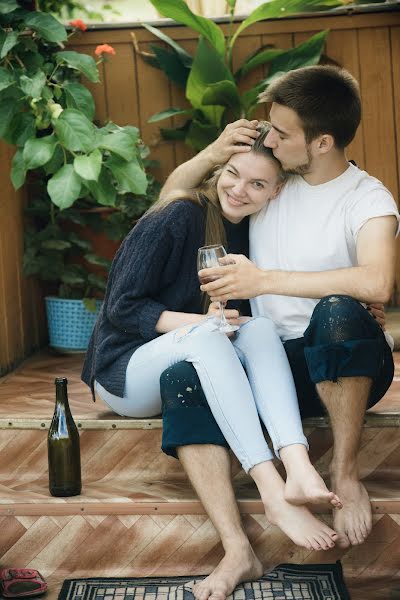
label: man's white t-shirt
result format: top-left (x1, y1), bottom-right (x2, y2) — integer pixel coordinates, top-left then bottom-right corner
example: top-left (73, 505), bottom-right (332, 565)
top-left (250, 163), bottom-right (399, 344)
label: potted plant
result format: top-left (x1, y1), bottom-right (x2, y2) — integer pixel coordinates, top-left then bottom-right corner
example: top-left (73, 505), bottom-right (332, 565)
top-left (0, 1), bottom-right (158, 351)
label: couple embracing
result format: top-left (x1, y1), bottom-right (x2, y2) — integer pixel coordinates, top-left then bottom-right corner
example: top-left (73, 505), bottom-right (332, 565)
top-left (82, 65), bottom-right (399, 600)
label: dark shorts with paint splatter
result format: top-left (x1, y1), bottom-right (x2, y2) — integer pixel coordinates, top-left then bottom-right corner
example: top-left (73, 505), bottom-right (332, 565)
top-left (160, 295), bottom-right (394, 458)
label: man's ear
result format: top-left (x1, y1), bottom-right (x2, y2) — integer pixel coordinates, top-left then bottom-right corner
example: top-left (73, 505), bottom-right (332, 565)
top-left (314, 134), bottom-right (334, 154)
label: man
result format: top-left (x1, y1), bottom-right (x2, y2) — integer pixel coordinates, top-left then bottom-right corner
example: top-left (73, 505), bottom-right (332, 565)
top-left (159, 66), bottom-right (399, 600)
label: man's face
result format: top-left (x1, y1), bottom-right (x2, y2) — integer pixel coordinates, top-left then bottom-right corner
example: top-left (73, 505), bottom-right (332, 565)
top-left (264, 103), bottom-right (314, 175)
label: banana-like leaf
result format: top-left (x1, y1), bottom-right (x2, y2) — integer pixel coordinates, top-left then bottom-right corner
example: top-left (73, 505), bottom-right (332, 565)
top-left (235, 46), bottom-right (285, 80)
top-left (230, 0), bottom-right (340, 49)
top-left (148, 107), bottom-right (193, 123)
top-left (149, 0), bottom-right (226, 57)
top-left (242, 30), bottom-right (328, 114)
top-left (186, 118), bottom-right (220, 151)
top-left (151, 45), bottom-right (190, 88)
top-left (186, 37), bottom-right (234, 127)
top-left (141, 22), bottom-right (193, 68)
top-left (160, 121), bottom-right (191, 141)
top-left (202, 80), bottom-right (241, 112)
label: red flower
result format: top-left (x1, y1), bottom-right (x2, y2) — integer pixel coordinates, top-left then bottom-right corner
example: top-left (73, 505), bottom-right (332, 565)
top-left (95, 44), bottom-right (116, 57)
top-left (69, 19), bottom-right (87, 32)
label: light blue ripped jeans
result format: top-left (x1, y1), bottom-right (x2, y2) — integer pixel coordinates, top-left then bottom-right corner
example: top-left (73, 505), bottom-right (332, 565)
top-left (95, 316), bottom-right (308, 472)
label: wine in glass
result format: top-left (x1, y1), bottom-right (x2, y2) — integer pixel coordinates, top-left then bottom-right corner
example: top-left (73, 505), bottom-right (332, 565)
top-left (197, 244), bottom-right (239, 333)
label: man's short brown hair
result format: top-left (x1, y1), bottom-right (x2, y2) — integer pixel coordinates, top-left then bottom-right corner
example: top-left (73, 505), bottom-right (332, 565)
top-left (260, 65), bottom-right (361, 149)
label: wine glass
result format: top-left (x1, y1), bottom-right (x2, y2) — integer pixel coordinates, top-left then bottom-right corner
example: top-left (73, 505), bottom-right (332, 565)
top-left (197, 244), bottom-right (239, 333)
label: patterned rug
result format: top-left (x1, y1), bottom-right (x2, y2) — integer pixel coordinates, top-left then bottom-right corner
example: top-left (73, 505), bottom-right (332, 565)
top-left (59, 562), bottom-right (350, 600)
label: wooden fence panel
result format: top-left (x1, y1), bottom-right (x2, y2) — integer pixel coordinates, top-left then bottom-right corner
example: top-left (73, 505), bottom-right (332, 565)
top-left (1, 10), bottom-right (399, 373)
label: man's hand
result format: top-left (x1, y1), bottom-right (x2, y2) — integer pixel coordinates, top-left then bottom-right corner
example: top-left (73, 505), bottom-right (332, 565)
top-left (367, 302), bottom-right (386, 329)
top-left (199, 254), bottom-right (266, 302)
top-left (208, 119), bottom-right (260, 165)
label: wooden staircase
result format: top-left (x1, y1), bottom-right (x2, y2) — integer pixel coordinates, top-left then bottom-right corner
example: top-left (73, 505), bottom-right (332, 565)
top-left (1, 351), bottom-right (400, 600)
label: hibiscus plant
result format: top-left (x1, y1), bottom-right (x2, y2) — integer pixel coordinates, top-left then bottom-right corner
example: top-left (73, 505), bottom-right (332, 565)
top-left (0, 1), bottom-right (158, 304)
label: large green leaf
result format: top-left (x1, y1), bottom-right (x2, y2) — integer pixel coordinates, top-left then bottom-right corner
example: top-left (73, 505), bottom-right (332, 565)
top-left (64, 81), bottom-right (95, 120)
top-left (151, 44), bottom-right (190, 89)
top-left (54, 109), bottom-right (96, 152)
top-left (202, 80), bottom-right (241, 111)
top-left (142, 23), bottom-right (193, 68)
top-left (148, 107), bottom-right (193, 123)
top-left (0, 29), bottom-right (18, 58)
top-left (4, 112), bottom-right (35, 146)
top-left (19, 70), bottom-right (47, 99)
top-left (74, 149), bottom-right (102, 182)
top-left (47, 164), bottom-right (82, 209)
top-left (23, 135), bottom-right (57, 169)
top-left (235, 46), bottom-right (285, 80)
top-left (106, 155), bottom-right (148, 195)
top-left (241, 30), bottom-right (328, 114)
top-left (98, 131), bottom-right (137, 161)
top-left (86, 168), bottom-right (117, 206)
top-left (160, 121), bottom-right (191, 141)
top-left (24, 12), bottom-right (67, 43)
top-left (186, 37), bottom-right (233, 127)
top-left (0, 0), bottom-right (19, 14)
top-left (149, 0), bottom-right (226, 57)
top-left (0, 95), bottom-right (17, 137)
top-left (10, 148), bottom-right (26, 190)
top-left (55, 51), bottom-right (99, 83)
top-left (266, 30), bottom-right (328, 81)
top-left (230, 0), bottom-right (340, 48)
top-left (186, 119), bottom-right (219, 151)
top-left (0, 66), bottom-right (14, 91)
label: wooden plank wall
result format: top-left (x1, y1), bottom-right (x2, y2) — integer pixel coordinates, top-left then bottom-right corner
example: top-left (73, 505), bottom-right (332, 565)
top-left (0, 10), bottom-right (399, 373)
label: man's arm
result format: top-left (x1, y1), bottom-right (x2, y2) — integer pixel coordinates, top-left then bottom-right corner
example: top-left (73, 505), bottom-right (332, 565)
top-left (199, 216), bottom-right (398, 305)
top-left (160, 119), bottom-right (259, 199)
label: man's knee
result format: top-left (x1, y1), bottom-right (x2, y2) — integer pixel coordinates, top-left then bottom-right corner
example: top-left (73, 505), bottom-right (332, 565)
top-left (307, 295), bottom-right (378, 344)
top-left (160, 361), bottom-right (205, 409)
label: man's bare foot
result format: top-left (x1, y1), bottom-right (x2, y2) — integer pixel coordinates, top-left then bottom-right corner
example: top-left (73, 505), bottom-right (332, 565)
top-left (285, 466), bottom-right (342, 509)
top-left (332, 478), bottom-right (372, 548)
top-left (264, 494), bottom-right (338, 551)
top-left (191, 544), bottom-right (262, 600)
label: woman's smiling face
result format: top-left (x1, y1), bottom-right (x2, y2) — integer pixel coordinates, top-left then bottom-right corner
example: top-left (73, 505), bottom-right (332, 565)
top-left (217, 151), bottom-right (284, 224)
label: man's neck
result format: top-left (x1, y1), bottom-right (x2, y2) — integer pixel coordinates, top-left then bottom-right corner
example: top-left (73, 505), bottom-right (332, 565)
top-left (302, 153), bottom-right (350, 186)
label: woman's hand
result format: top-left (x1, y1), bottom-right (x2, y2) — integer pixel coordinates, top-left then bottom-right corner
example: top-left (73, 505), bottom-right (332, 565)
top-left (207, 302), bottom-right (240, 327)
top-left (367, 302), bottom-right (386, 329)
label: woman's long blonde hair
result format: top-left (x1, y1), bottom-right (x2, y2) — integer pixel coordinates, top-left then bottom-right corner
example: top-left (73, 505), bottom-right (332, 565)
top-left (145, 121), bottom-right (284, 248)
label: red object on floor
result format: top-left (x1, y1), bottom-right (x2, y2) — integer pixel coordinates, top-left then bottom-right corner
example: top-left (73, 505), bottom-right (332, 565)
top-left (0, 569), bottom-right (48, 598)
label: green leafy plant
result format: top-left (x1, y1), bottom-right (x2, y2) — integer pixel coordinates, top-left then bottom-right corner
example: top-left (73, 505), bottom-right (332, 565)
top-left (135, 0), bottom-right (346, 151)
top-left (0, 1), bottom-right (158, 305)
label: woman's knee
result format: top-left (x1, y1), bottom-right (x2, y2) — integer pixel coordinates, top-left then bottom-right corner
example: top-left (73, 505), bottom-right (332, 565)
top-left (239, 316), bottom-right (278, 340)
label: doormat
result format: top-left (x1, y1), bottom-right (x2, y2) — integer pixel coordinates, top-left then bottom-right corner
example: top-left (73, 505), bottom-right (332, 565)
top-left (59, 561), bottom-right (350, 599)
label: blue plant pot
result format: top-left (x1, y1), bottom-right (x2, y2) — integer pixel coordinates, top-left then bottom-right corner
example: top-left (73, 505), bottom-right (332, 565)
top-left (45, 297), bottom-right (101, 353)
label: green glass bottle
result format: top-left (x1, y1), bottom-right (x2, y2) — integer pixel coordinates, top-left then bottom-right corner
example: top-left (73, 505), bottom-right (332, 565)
top-left (48, 377), bottom-right (82, 497)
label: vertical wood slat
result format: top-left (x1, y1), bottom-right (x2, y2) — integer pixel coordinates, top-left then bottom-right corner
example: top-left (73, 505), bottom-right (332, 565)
top-left (1, 12), bottom-right (399, 375)
top-left (358, 27), bottom-right (398, 201)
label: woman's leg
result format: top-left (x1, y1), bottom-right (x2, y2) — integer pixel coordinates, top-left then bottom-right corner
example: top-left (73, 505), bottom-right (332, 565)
top-left (233, 317), bottom-right (342, 509)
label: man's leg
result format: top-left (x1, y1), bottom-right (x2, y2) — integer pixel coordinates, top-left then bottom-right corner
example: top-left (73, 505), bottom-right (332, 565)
top-left (296, 295), bottom-right (394, 548)
top-left (178, 445), bottom-right (262, 600)
top-left (160, 362), bottom-right (262, 600)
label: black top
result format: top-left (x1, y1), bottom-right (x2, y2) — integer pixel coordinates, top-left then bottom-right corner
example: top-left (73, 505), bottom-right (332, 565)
top-left (81, 199), bottom-right (250, 398)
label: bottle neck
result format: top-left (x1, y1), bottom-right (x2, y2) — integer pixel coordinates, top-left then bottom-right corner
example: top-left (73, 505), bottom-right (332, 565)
top-left (55, 382), bottom-right (71, 415)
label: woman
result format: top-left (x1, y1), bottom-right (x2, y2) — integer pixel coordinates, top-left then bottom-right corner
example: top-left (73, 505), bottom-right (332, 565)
top-left (82, 122), bottom-right (341, 552)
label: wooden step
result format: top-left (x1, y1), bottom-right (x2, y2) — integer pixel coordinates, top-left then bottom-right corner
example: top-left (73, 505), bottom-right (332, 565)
top-left (1, 351), bottom-right (400, 599)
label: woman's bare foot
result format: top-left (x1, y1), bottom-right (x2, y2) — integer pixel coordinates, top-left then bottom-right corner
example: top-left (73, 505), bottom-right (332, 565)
top-left (265, 495), bottom-right (338, 551)
top-left (251, 460), bottom-right (338, 551)
top-left (332, 477), bottom-right (372, 548)
top-left (285, 467), bottom-right (342, 509)
top-left (281, 445), bottom-right (342, 509)
top-left (191, 544), bottom-right (262, 600)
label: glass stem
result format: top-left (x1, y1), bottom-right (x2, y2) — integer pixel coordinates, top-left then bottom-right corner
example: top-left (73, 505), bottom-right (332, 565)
top-left (219, 301), bottom-right (228, 326)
